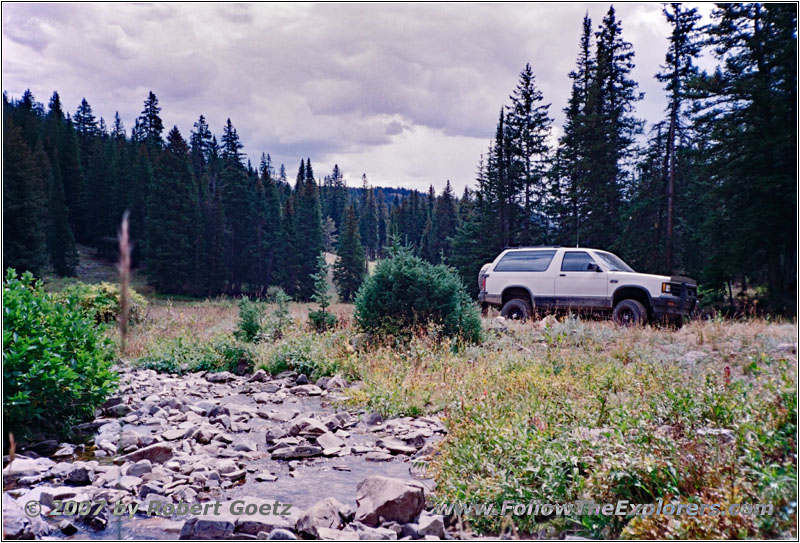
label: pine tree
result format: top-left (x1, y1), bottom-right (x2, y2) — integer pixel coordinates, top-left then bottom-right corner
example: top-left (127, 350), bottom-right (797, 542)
top-left (505, 63), bottom-right (552, 245)
top-left (657, 3), bottom-right (702, 271)
top-left (3, 120), bottom-right (48, 274)
top-left (292, 159), bottom-right (324, 299)
top-left (431, 180), bottom-right (458, 263)
top-left (554, 14), bottom-right (594, 247)
top-left (693, 3), bottom-right (796, 310)
top-left (334, 205), bottom-right (366, 302)
top-left (46, 150), bottom-right (79, 275)
top-left (583, 6), bottom-right (643, 249)
top-left (146, 127), bottom-right (201, 293)
top-left (138, 91), bottom-right (164, 147)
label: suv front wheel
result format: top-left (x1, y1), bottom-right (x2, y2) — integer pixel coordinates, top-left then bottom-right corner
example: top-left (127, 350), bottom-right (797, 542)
top-left (612, 299), bottom-right (647, 326)
top-left (501, 298), bottom-right (532, 321)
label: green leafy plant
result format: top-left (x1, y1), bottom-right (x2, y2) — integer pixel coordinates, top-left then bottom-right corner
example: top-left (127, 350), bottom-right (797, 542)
top-left (3, 269), bottom-right (118, 440)
top-left (136, 334), bottom-right (253, 375)
top-left (235, 296), bottom-right (266, 342)
top-left (56, 280), bottom-right (147, 324)
top-left (354, 243), bottom-right (482, 342)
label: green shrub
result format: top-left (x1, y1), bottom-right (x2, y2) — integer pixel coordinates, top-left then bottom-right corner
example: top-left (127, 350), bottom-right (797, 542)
top-left (235, 296), bottom-right (265, 342)
top-left (260, 331), bottom-right (357, 380)
top-left (57, 281), bottom-right (147, 324)
top-left (354, 245), bottom-right (482, 342)
top-left (136, 335), bottom-right (253, 375)
top-left (3, 269), bottom-right (118, 440)
top-left (309, 309), bottom-right (337, 332)
top-left (267, 287), bottom-right (292, 340)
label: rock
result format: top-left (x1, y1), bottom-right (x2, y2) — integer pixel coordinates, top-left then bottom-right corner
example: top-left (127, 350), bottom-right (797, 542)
top-left (53, 444), bottom-right (76, 458)
top-left (290, 384), bottom-right (323, 396)
top-left (222, 469), bottom-right (246, 481)
top-left (59, 519), bottom-right (79, 535)
top-left (254, 393), bottom-right (272, 404)
top-left (289, 417), bottom-right (329, 438)
top-left (316, 377), bottom-right (331, 389)
top-left (776, 343), bottom-right (797, 354)
top-left (264, 426), bottom-right (288, 443)
top-left (249, 370), bottom-right (268, 382)
top-left (115, 475), bottom-right (143, 492)
top-left (295, 498), bottom-right (352, 537)
top-left (354, 476), bottom-right (426, 527)
top-left (127, 459), bottom-right (153, 477)
top-left (206, 371), bottom-right (236, 383)
top-left (363, 412), bottom-right (383, 426)
top-left (234, 441), bottom-right (257, 453)
top-left (316, 527), bottom-right (359, 540)
top-left (24, 439), bottom-right (60, 456)
top-left (263, 383), bottom-right (281, 394)
top-left (161, 429), bottom-right (185, 441)
top-left (233, 497), bottom-right (299, 535)
top-left (316, 433), bottom-right (346, 450)
top-left (138, 482), bottom-right (164, 499)
top-left (2, 495), bottom-right (33, 539)
top-left (364, 452), bottom-right (393, 462)
top-left (271, 445), bottom-right (323, 460)
top-left (3, 457), bottom-right (51, 483)
top-left (400, 523), bottom-right (420, 539)
top-left (265, 528), bottom-right (298, 539)
top-left (295, 374), bottom-right (309, 385)
top-left (376, 437), bottom-right (416, 455)
top-left (117, 443), bottom-right (174, 464)
top-left (417, 511), bottom-right (446, 538)
top-left (325, 375), bottom-right (347, 390)
top-left (180, 516), bottom-right (235, 540)
top-left (696, 427), bottom-right (735, 444)
top-left (65, 464), bottom-right (93, 485)
top-left (255, 472), bottom-right (278, 482)
top-left (349, 521), bottom-right (398, 540)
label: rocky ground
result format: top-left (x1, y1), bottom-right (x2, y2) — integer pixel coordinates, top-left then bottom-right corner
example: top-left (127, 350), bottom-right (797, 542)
top-left (3, 368), bottom-right (453, 540)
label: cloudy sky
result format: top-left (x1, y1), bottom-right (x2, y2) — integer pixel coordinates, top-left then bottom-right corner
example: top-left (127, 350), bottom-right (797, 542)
top-left (2, 2), bottom-right (716, 193)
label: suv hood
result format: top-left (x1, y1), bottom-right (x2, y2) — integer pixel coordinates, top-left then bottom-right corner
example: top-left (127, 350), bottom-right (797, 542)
top-left (608, 271), bottom-right (671, 284)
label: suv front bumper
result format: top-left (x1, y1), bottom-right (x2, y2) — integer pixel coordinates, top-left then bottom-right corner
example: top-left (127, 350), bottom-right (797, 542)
top-left (652, 294), bottom-right (697, 318)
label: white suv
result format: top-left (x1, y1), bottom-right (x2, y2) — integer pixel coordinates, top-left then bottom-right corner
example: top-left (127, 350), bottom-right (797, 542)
top-left (477, 247), bottom-right (697, 325)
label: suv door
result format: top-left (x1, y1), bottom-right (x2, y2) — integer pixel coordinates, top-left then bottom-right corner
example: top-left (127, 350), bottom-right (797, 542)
top-left (554, 251), bottom-right (609, 310)
top-left (490, 249), bottom-right (557, 305)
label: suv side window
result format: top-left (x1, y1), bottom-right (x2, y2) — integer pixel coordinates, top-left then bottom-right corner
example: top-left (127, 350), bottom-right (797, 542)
top-left (494, 250), bottom-right (556, 272)
top-left (561, 251), bottom-right (597, 272)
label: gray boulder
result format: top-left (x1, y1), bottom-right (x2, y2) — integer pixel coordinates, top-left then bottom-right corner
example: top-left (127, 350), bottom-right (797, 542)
top-left (295, 498), bottom-right (352, 538)
top-left (354, 476), bottom-right (426, 527)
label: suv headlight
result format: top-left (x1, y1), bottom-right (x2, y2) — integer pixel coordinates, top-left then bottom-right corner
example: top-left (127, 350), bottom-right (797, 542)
top-left (661, 282), bottom-right (672, 294)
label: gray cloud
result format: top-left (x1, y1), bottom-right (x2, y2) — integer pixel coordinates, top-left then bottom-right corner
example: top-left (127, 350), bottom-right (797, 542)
top-left (2, 2), bottom-right (717, 193)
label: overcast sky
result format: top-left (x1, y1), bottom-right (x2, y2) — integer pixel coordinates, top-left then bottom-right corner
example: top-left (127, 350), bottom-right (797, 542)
top-left (2, 2), bottom-right (716, 193)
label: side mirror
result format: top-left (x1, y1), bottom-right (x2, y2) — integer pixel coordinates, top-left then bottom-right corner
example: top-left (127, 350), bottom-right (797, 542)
top-left (587, 262), bottom-right (602, 272)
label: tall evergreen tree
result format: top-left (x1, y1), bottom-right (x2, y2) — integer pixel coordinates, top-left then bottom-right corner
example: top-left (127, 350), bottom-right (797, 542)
top-left (505, 63), bottom-right (552, 245)
top-left (138, 91), bottom-right (165, 147)
top-left (146, 127), bottom-right (201, 293)
top-left (693, 3), bottom-right (796, 310)
top-left (334, 205), bottom-right (367, 302)
top-left (657, 3), bottom-right (702, 271)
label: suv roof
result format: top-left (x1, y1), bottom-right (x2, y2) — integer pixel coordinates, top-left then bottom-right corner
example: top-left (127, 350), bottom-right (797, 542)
top-left (503, 245), bottom-right (562, 250)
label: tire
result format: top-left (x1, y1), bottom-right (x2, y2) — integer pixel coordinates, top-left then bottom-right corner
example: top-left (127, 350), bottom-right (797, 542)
top-left (612, 299), bottom-right (647, 326)
top-left (501, 298), bottom-right (532, 321)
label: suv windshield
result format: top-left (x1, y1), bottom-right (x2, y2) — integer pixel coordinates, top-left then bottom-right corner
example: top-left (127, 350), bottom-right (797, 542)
top-left (594, 251), bottom-right (634, 272)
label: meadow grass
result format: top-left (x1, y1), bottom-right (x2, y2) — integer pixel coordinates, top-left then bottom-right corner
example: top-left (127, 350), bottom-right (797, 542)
top-left (123, 296), bottom-right (796, 539)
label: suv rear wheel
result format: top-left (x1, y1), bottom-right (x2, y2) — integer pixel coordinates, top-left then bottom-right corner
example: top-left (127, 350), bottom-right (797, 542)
top-left (501, 298), bottom-right (532, 321)
top-left (612, 299), bottom-right (647, 326)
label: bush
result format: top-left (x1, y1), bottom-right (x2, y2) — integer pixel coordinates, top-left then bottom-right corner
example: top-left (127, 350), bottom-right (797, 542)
top-left (57, 281), bottom-right (147, 324)
top-left (235, 296), bottom-right (265, 342)
top-left (259, 331), bottom-right (358, 380)
top-left (354, 245), bottom-right (482, 342)
top-left (3, 269), bottom-right (118, 440)
top-left (136, 335), bottom-right (253, 375)
top-left (309, 309), bottom-right (337, 332)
